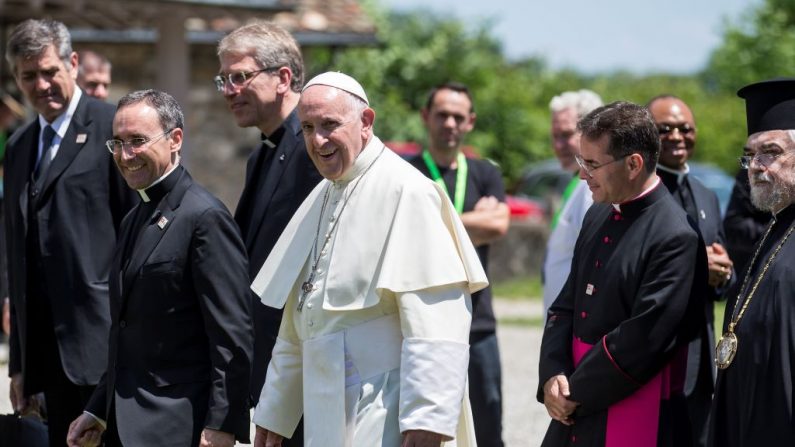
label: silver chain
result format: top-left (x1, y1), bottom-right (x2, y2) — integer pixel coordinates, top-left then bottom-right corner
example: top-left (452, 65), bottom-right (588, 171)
top-left (297, 146), bottom-right (385, 311)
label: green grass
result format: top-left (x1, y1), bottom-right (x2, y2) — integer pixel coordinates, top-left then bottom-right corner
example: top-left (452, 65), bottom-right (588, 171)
top-left (498, 316), bottom-right (545, 327)
top-left (492, 276), bottom-right (542, 300)
top-left (714, 301), bottom-right (726, 340)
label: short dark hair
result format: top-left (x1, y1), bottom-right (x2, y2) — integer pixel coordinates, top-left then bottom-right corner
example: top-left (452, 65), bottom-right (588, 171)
top-left (117, 89), bottom-right (184, 132)
top-left (424, 82), bottom-right (475, 113)
top-left (578, 101), bottom-right (660, 174)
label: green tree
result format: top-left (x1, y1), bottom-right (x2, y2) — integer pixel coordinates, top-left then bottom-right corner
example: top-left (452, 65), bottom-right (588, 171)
top-left (302, 3), bottom-right (754, 182)
top-left (305, 7), bottom-right (555, 179)
top-left (705, 0), bottom-right (795, 93)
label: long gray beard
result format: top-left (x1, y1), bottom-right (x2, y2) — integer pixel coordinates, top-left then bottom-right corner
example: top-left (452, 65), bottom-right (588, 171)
top-left (750, 171), bottom-right (794, 212)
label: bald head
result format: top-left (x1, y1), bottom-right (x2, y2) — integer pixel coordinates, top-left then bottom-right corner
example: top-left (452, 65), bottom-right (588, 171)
top-left (648, 96), bottom-right (696, 171)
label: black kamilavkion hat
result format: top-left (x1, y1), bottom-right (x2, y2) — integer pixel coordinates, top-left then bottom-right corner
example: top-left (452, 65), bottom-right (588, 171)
top-left (738, 78), bottom-right (795, 136)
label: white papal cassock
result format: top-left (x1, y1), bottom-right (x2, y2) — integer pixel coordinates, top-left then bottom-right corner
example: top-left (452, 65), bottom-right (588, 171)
top-left (250, 136), bottom-right (488, 447)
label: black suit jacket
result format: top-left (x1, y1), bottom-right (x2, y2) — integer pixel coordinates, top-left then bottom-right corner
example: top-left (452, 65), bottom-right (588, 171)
top-left (234, 111), bottom-right (322, 402)
top-left (659, 169), bottom-right (729, 395)
top-left (3, 94), bottom-right (133, 391)
top-left (86, 166), bottom-right (253, 445)
top-left (685, 175), bottom-right (728, 394)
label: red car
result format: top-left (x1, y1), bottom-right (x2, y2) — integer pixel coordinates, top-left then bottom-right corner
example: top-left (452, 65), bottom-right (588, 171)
top-left (385, 141), bottom-right (544, 221)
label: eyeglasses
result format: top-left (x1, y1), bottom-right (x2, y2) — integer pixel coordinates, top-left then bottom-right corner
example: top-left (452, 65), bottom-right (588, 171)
top-left (739, 151), bottom-right (789, 169)
top-left (213, 66), bottom-right (280, 92)
top-left (657, 123), bottom-right (695, 136)
top-left (575, 153), bottom-right (629, 178)
top-left (106, 129), bottom-right (174, 155)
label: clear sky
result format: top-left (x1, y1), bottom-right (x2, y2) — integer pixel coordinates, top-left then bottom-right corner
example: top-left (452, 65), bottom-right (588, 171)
top-left (380, 0), bottom-right (760, 74)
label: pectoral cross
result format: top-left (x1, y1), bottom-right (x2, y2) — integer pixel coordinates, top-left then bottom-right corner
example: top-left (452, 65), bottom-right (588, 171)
top-left (297, 273), bottom-right (316, 312)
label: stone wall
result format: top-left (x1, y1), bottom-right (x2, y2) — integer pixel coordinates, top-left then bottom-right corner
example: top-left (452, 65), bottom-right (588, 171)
top-left (488, 220), bottom-right (548, 282)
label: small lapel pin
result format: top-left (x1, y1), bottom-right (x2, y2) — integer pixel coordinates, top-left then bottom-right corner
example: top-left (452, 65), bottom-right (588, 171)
top-left (76, 133), bottom-right (87, 143)
top-left (157, 215), bottom-right (169, 229)
top-left (699, 210), bottom-right (706, 220)
top-left (279, 153), bottom-right (286, 162)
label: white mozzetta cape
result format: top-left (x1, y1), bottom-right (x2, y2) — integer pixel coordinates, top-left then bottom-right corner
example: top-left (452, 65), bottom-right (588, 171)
top-left (251, 137), bottom-right (488, 446)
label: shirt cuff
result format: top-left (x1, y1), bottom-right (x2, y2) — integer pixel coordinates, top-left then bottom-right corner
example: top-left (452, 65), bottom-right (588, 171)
top-left (84, 410), bottom-right (107, 430)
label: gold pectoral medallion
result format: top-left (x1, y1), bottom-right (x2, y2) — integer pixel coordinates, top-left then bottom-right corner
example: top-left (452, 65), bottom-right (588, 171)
top-left (715, 331), bottom-right (738, 370)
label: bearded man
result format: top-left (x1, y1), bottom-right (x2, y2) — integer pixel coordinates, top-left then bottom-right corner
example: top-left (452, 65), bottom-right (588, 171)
top-left (709, 78), bottom-right (795, 447)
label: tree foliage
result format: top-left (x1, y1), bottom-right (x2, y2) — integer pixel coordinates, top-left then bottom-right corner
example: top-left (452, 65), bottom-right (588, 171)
top-left (303, 1), bottom-right (776, 182)
top-left (705, 0), bottom-right (795, 94)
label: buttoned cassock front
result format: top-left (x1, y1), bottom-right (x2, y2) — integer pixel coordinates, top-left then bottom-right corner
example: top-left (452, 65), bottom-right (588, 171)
top-left (538, 183), bottom-right (708, 447)
top-left (251, 138), bottom-right (487, 446)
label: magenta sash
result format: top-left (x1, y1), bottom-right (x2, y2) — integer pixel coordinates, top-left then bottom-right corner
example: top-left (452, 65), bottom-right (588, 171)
top-left (572, 337), bottom-right (665, 447)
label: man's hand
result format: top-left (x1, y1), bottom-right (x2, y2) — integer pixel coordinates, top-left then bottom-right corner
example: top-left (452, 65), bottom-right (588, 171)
top-left (66, 413), bottom-right (104, 447)
top-left (401, 429), bottom-right (445, 447)
top-left (254, 425), bottom-right (284, 447)
top-left (473, 195), bottom-right (500, 212)
top-left (199, 428), bottom-right (235, 447)
top-left (460, 195), bottom-right (510, 246)
top-left (2, 297), bottom-right (10, 336)
top-left (543, 374), bottom-right (579, 425)
top-left (8, 373), bottom-right (32, 416)
top-left (706, 243), bottom-right (733, 288)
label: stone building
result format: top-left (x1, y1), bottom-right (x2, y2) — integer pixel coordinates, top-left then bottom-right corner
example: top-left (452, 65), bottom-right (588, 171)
top-left (0, 0), bottom-right (378, 207)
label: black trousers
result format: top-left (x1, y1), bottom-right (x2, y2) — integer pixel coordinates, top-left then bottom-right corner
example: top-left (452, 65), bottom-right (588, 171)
top-left (469, 331), bottom-right (504, 447)
top-left (42, 369), bottom-right (95, 447)
top-left (25, 280), bottom-right (95, 447)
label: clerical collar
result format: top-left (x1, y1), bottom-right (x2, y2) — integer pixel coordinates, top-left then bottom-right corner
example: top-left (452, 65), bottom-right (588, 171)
top-left (137, 164), bottom-right (181, 203)
top-left (657, 163), bottom-right (690, 185)
top-left (612, 176), bottom-right (662, 213)
top-left (335, 136), bottom-right (383, 184)
top-left (260, 110), bottom-right (296, 149)
top-left (261, 125), bottom-right (286, 150)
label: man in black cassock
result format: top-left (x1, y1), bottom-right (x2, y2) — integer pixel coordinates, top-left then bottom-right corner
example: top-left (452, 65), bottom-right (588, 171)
top-left (709, 78), bottom-right (795, 447)
top-left (648, 95), bottom-right (733, 447)
top-left (66, 90), bottom-right (253, 447)
top-left (538, 101), bottom-right (707, 447)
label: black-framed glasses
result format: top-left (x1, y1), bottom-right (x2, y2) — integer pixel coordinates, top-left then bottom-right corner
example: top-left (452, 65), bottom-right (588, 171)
top-left (213, 66), bottom-right (280, 92)
top-left (575, 153), bottom-right (629, 178)
top-left (657, 123), bottom-right (695, 136)
top-left (106, 129), bottom-right (174, 155)
top-left (739, 152), bottom-right (788, 169)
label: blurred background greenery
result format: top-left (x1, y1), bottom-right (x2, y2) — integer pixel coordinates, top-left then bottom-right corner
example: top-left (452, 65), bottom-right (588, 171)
top-left (305, 0), bottom-right (794, 182)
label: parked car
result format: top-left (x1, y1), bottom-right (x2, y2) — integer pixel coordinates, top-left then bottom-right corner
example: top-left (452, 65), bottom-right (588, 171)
top-left (511, 159), bottom-right (735, 220)
top-left (385, 141), bottom-right (545, 221)
top-left (509, 159), bottom-right (574, 220)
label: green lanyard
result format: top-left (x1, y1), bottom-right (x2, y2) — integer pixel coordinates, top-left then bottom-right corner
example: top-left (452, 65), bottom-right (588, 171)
top-left (422, 150), bottom-right (468, 214)
top-left (551, 174), bottom-right (581, 230)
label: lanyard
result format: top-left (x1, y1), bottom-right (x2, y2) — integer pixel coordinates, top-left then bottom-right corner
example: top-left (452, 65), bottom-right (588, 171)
top-left (551, 174), bottom-right (581, 230)
top-left (422, 150), bottom-right (467, 214)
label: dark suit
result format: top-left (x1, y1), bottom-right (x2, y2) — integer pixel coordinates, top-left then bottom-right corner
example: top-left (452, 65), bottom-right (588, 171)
top-left (658, 168), bottom-right (729, 447)
top-left (86, 166), bottom-right (253, 446)
top-left (3, 93), bottom-right (133, 445)
top-left (234, 111), bottom-right (321, 407)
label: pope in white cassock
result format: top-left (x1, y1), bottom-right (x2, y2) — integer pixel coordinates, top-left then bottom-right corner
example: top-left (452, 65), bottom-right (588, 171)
top-left (250, 72), bottom-right (488, 447)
